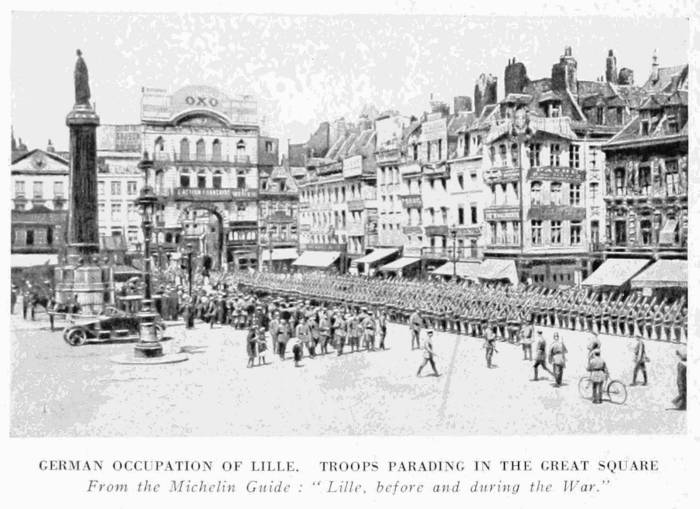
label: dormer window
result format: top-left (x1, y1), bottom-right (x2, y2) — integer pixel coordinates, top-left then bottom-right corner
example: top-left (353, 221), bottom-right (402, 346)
top-left (596, 107), bottom-right (604, 124)
top-left (667, 115), bottom-right (679, 134)
top-left (549, 104), bottom-right (561, 117)
top-left (641, 119), bottom-right (650, 136)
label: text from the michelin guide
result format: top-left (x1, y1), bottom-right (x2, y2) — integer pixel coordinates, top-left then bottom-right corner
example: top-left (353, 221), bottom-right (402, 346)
top-left (36, 457), bottom-right (659, 498)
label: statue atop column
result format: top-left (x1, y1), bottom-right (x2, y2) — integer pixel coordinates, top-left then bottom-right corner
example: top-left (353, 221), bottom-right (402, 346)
top-left (74, 49), bottom-right (91, 106)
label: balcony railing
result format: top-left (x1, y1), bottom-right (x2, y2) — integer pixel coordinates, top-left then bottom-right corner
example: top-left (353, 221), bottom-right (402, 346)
top-left (421, 246), bottom-right (483, 260)
top-left (153, 152), bottom-right (252, 165)
top-left (170, 187), bottom-right (258, 201)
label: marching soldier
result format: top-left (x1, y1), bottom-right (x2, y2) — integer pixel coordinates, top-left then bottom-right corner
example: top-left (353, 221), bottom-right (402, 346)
top-left (334, 311), bottom-right (347, 356)
top-left (376, 308), bottom-right (388, 350)
top-left (319, 309), bottom-right (331, 354)
top-left (416, 329), bottom-right (439, 377)
top-left (409, 308), bottom-right (422, 350)
top-left (361, 308), bottom-right (375, 351)
top-left (631, 336), bottom-right (648, 386)
top-left (519, 320), bottom-right (533, 361)
top-left (532, 330), bottom-right (552, 381)
top-left (548, 333), bottom-right (568, 387)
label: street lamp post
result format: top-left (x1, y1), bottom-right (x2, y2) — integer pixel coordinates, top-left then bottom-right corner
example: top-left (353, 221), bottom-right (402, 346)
top-left (450, 225), bottom-right (458, 279)
top-left (133, 151), bottom-right (162, 358)
top-left (185, 242), bottom-right (193, 297)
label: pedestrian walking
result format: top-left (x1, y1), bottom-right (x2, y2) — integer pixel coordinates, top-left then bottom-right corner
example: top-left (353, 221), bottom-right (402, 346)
top-left (277, 318), bottom-right (291, 359)
top-left (417, 329), bottom-right (439, 377)
top-left (532, 330), bottom-right (553, 381)
top-left (631, 336), bottom-right (649, 386)
top-left (256, 326), bottom-right (268, 366)
top-left (246, 327), bottom-right (257, 368)
top-left (549, 333), bottom-right (568, 386)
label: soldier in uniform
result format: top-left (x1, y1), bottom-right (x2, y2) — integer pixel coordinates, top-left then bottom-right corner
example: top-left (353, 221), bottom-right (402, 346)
top-left (319, 310), bottom-right (331, 355)
top-left (483, 327), bottom-right (497, 368)
top-left (376, 308), bottom-right (388, 350)
top-left (416, 329), bottom-right (439, 377)
top-left (532, 330), bottom-right (552, 381)
top-left (347, 310), bottom-right (360, 353)
top-left (548, 332), bottom-right (568, 387)
top-left (334, 311), bottom-right (347, 356)
top-left (672, 347), bottom-right (687, 410)
top-left (519, 320), bottom-right (533, 361)
top-left (277, 317), bottom-right (291, 359)
top-left (631, 336), bottom-right (648, 386)
top-left (587, 349), bottom-right (608, 404)
top-left (409, 308), bottom-right (422, 350)
top-left (361, 308), bottom-right (376, 351)
top-left (268, 311), bottom-right (280, 354)
top-left (295, 316), bottom-right (313, 358)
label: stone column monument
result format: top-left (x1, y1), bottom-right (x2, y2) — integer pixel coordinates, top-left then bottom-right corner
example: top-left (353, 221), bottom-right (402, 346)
top-left (55, 50), bottom-right (107, 313)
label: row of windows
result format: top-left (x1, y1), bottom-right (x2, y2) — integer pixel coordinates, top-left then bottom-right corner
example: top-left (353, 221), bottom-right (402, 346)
top-left (488, 143), bottom-right (598, 169)
top-left (14, 180), bottom-right (65, 199)
top-left (12, 227), bottom-right (56, 247)
top-left (301, 184), bottom-right (373, 204)
top-left (154, 137), bottom-right (247, 161)
top-left (611, 159), bottom-right (684, 197)
top-left (98, 181), bottom-right (139, 197)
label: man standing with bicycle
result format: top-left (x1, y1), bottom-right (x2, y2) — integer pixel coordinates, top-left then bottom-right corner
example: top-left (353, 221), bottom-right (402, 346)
top-left (631, 336), bottom-right (649, 386)
top-left (588, 350), bottom-right (609, 404)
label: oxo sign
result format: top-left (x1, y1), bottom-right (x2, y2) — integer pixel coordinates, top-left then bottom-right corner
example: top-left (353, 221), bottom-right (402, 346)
top-left (185, 96), bottom-right (220, 108)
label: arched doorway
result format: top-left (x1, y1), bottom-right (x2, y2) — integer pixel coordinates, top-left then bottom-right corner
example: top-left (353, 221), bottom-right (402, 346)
top-left (177, 205), bottom-right (226, 271)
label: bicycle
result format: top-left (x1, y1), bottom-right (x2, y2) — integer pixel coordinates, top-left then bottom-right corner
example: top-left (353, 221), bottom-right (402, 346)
top-left (578, 374), bottom-right (628, 405)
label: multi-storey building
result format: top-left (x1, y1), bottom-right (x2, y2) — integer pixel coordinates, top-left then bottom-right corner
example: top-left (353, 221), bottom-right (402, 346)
top-left (480, 47), bottom-right (650, 286)
top-left (10, 144), bottom-right (69, 266)
top-left (601, 59), bottom-right (688, 259)
top-left (296, 116), bottom-right (381, 272)
top-left (259, 163), bottom-right (299, 270)
top-left (96, 125), bottom-right (143, 251)
top-left (140, 85), bottom-right (263, 271)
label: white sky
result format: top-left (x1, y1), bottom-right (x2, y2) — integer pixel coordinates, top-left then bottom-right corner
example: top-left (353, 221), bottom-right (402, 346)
top-left (11, 13), bottom-right (689, 152)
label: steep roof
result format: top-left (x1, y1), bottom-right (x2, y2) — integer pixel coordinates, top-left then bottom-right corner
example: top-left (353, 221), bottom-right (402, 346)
top-left (642, 64), bottom-right (688, 93)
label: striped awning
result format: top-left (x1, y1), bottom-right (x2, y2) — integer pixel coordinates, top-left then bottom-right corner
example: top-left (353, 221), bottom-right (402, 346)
top-left (631, 259), bottom-right (687, 289)
top-left (378, 256), bottom-right (420, 272)
top-left (582, 258), bottom-right (650, 288)
top-left (432, 261), bottom-right (482, 278)
top-left (292, 250), bottom-right (340, 268)
top-left (354, 248), bottom-right (399, 267)
top-left (262, 248), bottom-right (299, 261)
top-left (11, 253), bottom-right (58, 268)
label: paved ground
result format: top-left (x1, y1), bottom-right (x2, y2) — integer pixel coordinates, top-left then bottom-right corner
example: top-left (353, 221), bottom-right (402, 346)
top-left (10, 310), bottom-right (685, 436)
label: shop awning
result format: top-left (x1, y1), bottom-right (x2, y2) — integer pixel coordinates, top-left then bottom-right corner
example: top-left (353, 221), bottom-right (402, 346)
top-left (631, 259), bottom-right (687, 289)
top-left (582, 258), bottom-right (650, 288)
top-left (113, 265), bottom-right (142, 275)
top-left (432, 261), bottom-right (483, 278)
top-left (378, 256), bottom-right (420, 272)
top-left (479, 259), bottom-right (519, 285)
top-left (292, 250), bottom-right (340, 268)
top-left (262, 248), bottom-right (299, 261)
top-left (354, 248), bottom-right (399, 267)
top-left (659, 219), bottom-right (678, 245)
top-left (11, 253), bottom-right (58, 268)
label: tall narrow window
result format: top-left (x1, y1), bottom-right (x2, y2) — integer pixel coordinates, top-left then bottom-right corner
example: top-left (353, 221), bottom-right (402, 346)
top-left (511, 143), bottom-right (519, 167)
top-left (614, 168), bottom-right (626, 196)
top-left (180, 138), bottom-right (190, 160)
top-left (551, 220), bottom-right (562, 244)
top-left (212, 171), bottom-right (222, 189)
top-left (569, 144), bottom-right (580, 168)
top-left (570, 222), bottom-right (582, 244)
top-left (569, 183), bottom-right (581, 205)
top-left (470, 205), bottom-right (478, 224)
top-left (550, 144), bottom-right (561, 166)
top-left (196, 139), bottom-right (206, 161)
top-left (180, 170), bottom-right (190, 188)
top-left (550, 182), bottom-right (562, 205)
top-left (531, 220), bottom-right (542, 245)
top-left (528, 143), bottom-right (541, 167)
top-left (531, 181), bottom-right (542, 205)
top-left (212, 139), bottom-right (222, 161)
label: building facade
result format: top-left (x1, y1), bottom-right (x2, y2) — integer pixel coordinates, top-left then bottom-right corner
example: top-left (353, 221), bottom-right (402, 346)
top-left (258, 163), bottom-right (299, 269)
top-left (601, 62), bottom-right (688, 259)
top-left (11, 147), bottom-right (69, 265)
top-left (140, 85), bottom-right (263, 271)
top-left (96, 125), bottom-right (144, 251)
top-left (480, 47), bottom-right (653, 286)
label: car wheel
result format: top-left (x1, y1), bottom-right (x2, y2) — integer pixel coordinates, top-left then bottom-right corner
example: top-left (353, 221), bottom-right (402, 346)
top-left (64, 328), bottom-right (87, 346)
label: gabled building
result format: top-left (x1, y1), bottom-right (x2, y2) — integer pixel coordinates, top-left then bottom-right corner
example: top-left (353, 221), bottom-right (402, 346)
top-left (11, 146), bottom-right (69, 266)
top-left (601, 56), bottom-right (688, 260)
top-left (480, 47), bottom-right (649, 286)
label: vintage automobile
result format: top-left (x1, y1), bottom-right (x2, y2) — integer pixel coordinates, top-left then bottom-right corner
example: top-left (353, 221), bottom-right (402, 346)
top-left (62, 306), bottom-right (165, 346)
